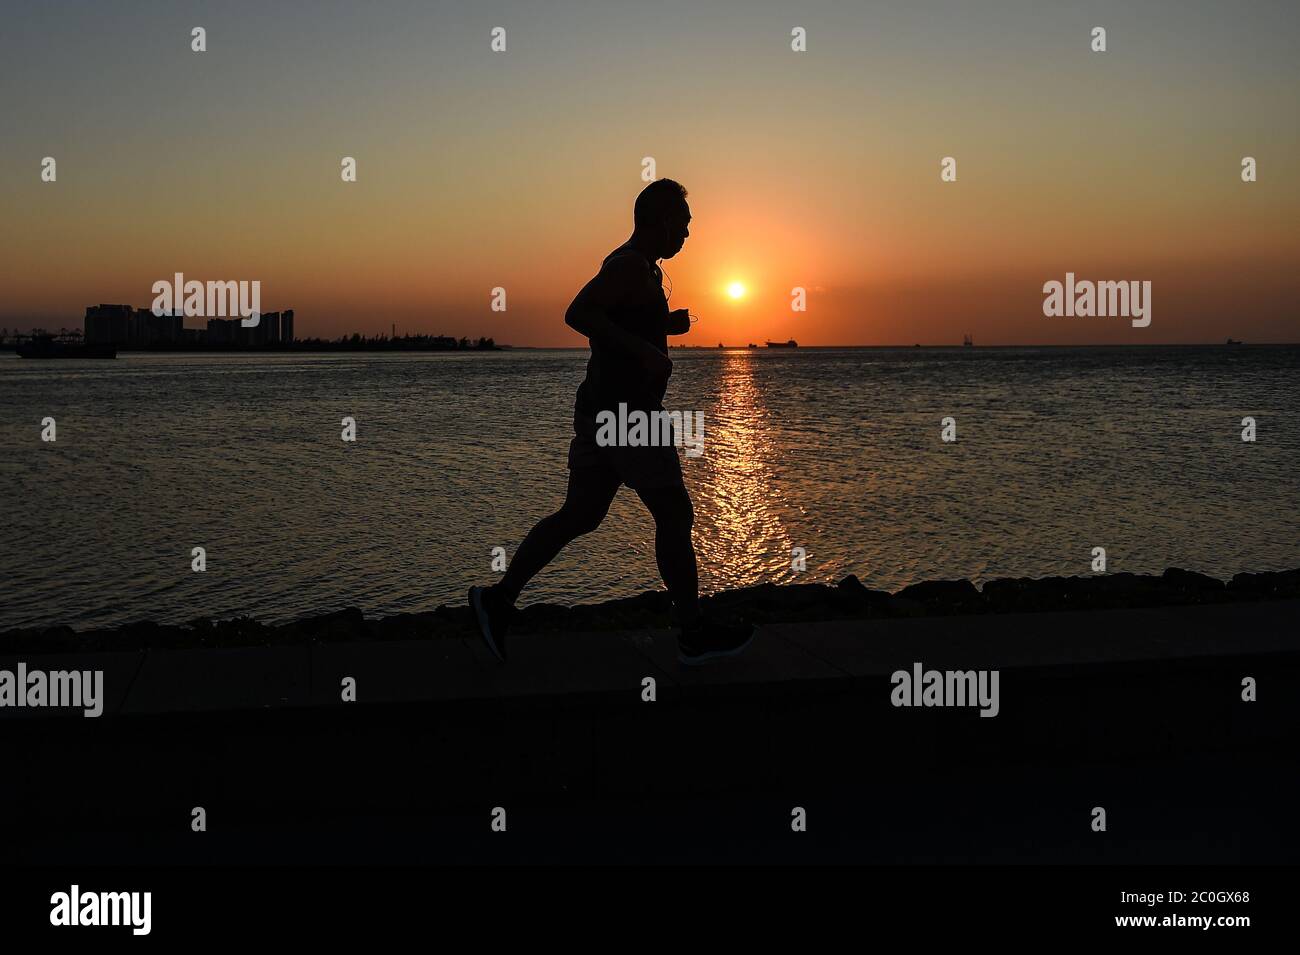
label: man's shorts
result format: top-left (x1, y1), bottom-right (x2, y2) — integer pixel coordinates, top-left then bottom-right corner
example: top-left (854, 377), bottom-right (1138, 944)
top-left (568, 409), bottom-right (684, 491)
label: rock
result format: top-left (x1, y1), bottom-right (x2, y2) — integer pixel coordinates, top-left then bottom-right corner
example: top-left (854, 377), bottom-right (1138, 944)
top-left (2, 566), bottom-right (1297, 651)
top-left (373, 612), bottom-right (440, 641)
top-left (834, 575), bottom-right (893, 614)
top-left (895, 579), bottom-right (981, 610)
top-left (983, 577), bottom-right (1060, 612)
top-left (1160, 568), bottom-right (1226, 593)
top-left (278, 609), bottom-right (363, 644)
top-left (982, 573), bottom-right (1228, 612)
top-left (1084, 572), bottom-right (1150, 594)
top-left (1076, 573), bottom-right (1165, 607)
top-left (882, 596), bottom-right (928, 617)
top-left (36, 625), bottom-right (78, 651)
top-left (1229, 569), bottom-right (1300, 598)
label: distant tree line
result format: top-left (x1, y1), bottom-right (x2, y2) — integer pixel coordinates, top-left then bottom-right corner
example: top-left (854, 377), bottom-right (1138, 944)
top-left (292, 333), bottom-right (500, 351)
top-left (1, 328), bottom-right (502, 351)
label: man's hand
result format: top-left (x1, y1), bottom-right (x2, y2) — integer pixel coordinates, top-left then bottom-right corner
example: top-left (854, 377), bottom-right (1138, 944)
top-left (667, 308), bottom-right (691, 335)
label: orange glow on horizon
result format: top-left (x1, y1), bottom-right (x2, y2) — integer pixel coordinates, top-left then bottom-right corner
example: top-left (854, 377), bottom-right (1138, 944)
top-left (3, 3), bottom-right (1298, 347)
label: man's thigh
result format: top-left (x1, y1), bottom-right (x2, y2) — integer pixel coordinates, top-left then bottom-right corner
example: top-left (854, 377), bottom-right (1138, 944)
top-left (564, 437), bottom-right (624, 513)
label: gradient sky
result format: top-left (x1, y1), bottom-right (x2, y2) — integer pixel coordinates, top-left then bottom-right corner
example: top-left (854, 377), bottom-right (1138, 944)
top-left (2, 0), bottom-right (1297, 344)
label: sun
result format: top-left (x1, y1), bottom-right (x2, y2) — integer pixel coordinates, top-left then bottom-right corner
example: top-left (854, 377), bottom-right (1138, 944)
top-left (726, 281), bottom-right (746, 300)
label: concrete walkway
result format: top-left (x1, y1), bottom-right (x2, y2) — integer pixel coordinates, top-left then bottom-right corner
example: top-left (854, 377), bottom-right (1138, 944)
top-left (2, 599), bottom-right (1296, 717)
top-left (4, 600), bottom-right (1298, 864)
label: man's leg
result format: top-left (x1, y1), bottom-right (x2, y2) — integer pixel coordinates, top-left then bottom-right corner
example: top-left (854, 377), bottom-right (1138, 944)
top-left (635, 479), bottom-right (755, 665)
top-left (494, 465), bottom-right (621, 606)
top-left (634, 483), bottom-right (702, 627)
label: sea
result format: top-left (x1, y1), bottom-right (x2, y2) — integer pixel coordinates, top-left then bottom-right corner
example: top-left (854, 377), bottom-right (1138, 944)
top-left (2, 345), bottom-right (1297, 632)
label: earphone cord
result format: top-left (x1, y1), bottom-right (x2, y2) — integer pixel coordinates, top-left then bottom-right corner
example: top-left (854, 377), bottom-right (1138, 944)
top-left (658, 260), bottom-right (699, 324)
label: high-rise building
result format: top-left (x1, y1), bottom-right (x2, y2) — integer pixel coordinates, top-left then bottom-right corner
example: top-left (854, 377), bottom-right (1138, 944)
top-left (129, 308), bottom-right (182, 344)
top-left (87, 303), bottom-right (293, 347)
top-left (130, 308), bottom-right (151, 344)
top-left (261, 311), bottom-right (280, 345)
top-left (85, 304), bottom-right (133, 344)
top-left (161, 310), bottom-right (182, 343)
top-left (207, 317), bottom-right (238, 344)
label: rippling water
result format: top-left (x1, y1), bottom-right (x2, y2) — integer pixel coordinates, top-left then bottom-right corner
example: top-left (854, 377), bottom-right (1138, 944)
top-left (2, 346), bottom-right (1297, 631)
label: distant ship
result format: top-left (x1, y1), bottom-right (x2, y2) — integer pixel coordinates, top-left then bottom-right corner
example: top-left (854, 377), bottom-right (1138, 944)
top-left (16, 334), bottom-right (116, 359)
top-left (1225, 338), bottom-right (1243, 345)
top-left (747, 343), bottom-right (758, 348)
top-left (963, 334), bottom-right (973, 347)
top-left (765, 339), bottom-right (798, 348)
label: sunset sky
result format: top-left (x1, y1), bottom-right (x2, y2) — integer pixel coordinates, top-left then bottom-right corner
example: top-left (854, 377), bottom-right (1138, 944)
top-left (2, 0), bottom-right (1297, 345)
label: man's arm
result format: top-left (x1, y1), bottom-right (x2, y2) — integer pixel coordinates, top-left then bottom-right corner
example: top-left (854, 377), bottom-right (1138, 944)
top-left (666, 309), bottom-right (691, 335)
top-left (565, 255), bottom-right (667, 367)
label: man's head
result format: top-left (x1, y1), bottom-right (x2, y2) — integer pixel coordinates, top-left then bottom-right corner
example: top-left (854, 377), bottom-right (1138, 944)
top-left (634, 179), bottom-right (691, 259)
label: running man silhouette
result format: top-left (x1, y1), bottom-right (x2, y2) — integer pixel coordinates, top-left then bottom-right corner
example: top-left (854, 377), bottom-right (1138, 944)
top-left (470, 179), bottom-right (755, 665)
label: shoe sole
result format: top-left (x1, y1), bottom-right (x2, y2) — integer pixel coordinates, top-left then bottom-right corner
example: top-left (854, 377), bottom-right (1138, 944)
top-left (677, 631), bottom-right (756, 666)
top-left (468, 586), bottom-right (506, 663)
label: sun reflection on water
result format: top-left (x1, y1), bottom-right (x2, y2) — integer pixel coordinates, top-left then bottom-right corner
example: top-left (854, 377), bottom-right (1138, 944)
top-left (690, 351), bottom-right (793, 592)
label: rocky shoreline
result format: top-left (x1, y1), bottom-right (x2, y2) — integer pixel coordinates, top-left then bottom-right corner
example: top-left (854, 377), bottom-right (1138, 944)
top-left (4, 566), bottom-right (1298, 654)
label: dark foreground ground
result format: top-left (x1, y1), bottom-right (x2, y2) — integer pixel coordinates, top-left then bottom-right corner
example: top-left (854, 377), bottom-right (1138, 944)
top-left (2, 569), bottom-right (1298, 865)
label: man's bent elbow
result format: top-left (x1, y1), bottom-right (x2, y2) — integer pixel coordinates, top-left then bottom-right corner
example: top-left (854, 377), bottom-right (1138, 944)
top-left (566, 306), bottom-right (598, 338)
